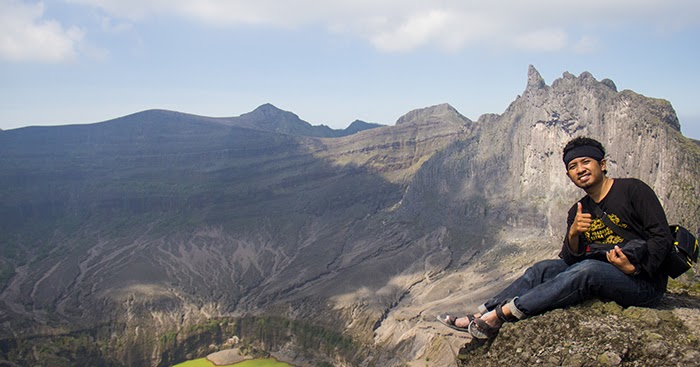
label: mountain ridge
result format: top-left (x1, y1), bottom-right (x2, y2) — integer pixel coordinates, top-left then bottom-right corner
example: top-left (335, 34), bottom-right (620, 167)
top-left (0, 103), bottom-right (383, 139)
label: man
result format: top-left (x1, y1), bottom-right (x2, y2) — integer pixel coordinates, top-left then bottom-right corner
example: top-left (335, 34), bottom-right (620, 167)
top-left (438, 136), bottom-right (673, 339)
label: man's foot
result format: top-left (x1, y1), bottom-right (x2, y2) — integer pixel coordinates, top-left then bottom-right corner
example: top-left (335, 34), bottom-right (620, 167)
top-left (436, 313), bottom-right (477, 332)
top-left (468, 303), bottom-right (517, 339)
top-left (468, 311), bottom-right (502, 339)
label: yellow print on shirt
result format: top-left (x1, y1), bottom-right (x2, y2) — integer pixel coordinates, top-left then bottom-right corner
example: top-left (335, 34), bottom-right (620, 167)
top-left (584, 213), bottom-right (626, 244)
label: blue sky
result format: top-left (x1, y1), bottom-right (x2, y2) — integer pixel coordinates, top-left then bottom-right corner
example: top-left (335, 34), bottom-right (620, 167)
top-left (2, 1), bottom-right (699, 139)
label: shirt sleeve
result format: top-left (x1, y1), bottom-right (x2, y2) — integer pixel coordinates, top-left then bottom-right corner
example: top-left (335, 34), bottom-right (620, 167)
top-left (629, 181), bottom-right (673, 277)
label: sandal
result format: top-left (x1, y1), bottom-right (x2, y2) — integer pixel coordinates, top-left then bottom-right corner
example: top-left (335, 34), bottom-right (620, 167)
top-left (468, 302), bottom-right (517, 339)
top-left (468, 317), bottom-right (499, 339)
top-left (436, 313), bottom-right (474, 333)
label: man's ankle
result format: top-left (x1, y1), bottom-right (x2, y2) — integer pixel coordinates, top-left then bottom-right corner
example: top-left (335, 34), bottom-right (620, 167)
top-left (481, 311), bottom-right (501, 327)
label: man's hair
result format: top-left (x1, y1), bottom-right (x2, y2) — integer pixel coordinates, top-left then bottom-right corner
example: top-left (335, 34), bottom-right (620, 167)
top-left (562, 137), bottom-right (607, 174)
top-left (562, 137), bottom-right (606, 158)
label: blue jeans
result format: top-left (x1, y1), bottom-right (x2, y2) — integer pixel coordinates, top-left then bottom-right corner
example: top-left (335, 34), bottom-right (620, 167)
top-left (479, 259), bottom-right (665, 319)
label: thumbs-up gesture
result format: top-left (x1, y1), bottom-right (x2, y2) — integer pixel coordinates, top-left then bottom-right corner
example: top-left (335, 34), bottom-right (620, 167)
top-left (569, 202), bottom-right (592, 238)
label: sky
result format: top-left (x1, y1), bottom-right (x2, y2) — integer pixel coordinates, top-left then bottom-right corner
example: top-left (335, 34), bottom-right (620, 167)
top-left (1, 0), bottom-right (699, 139)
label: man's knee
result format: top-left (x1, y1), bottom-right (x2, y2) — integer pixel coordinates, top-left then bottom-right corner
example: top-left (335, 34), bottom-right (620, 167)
top-left (524, 259), bottom-right (569, 281)
top-left (528, 259), bottom-right (568, 273)
top-left (571, 259), bottom-right (610, 273)
top-left (566, 260), bottom-right (612, 287)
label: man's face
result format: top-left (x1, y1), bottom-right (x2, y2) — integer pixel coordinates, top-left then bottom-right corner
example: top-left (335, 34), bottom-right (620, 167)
top-left (566, 156), bottom-right (606, 189)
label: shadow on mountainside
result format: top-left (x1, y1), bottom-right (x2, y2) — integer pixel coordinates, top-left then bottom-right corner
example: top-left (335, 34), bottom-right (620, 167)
top-left (456, 278), bottom-right (700, 367)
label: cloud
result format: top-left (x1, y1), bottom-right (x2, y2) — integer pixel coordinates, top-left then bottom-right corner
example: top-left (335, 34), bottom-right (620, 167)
top-left (0, 0), bottom-right (85, 63)
top-left (100, 15), bottom-right (134, 34)
top-left (66, 0), bottom-right (170, 21)
top-left (62, 0), bottom-right (700, 53)
top-left (513, 29), bottom-right (568, 51)
top-left (369, 10), bottom-right (455, 52)
top-left (573, 36), bottom-right (598, 54)
top-left (66, 0), bottom-right (329, 25)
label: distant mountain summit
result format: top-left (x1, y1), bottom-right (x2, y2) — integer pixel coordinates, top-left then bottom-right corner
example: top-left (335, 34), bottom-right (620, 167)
top-left (345, 120), bottom-right (384, 135)
top-left (396, 103), bottom-right (472, 126)
top-left (221, 103), bottom-right (382, 137)
top-left (223, 103), bottom-right (313, 135)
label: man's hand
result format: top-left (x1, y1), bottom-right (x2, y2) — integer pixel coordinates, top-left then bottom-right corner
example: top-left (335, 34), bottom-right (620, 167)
top-left (567, 203), bottom-right (591, 253)
top-left (569, 202), bottom-right (592, 237)
top-left (606, 246), bottom-right (637, 275)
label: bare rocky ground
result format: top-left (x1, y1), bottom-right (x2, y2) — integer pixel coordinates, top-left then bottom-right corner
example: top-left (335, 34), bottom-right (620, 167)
top-left (364, 236), bottom-right (700, 367)
top-left (429, 276), bottom-right (700, 367)
top-left (455, 284), bottom-right (700, 367)
top-left (206, 348), bottom-right (250, 365)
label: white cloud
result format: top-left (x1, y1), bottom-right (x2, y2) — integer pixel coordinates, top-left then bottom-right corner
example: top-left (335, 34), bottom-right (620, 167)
top-left (573, 36), bottom-right (598, 54)
top-left (364, 9), bottom-right (510, 53)
top-left (513, 29), bottom-right (568, 51)
top-left (369, 10), bottom-right (454, 52)
top-left (62, 0), bottom-right (700, 53)
top-left (67, 0), bottom-right (334, 25)
top-left (66, 0), bottom-right (171, 21)
top-left (0, 0), bottom-right (85, 63)
top-left (100, 16), bottom-right (133, 34)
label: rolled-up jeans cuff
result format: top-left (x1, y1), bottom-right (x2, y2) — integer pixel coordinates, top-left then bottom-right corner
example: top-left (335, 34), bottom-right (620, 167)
top-left (507, 297), bottom-right (526, 320)
top-left (478, 304), bottom-right (488, 314)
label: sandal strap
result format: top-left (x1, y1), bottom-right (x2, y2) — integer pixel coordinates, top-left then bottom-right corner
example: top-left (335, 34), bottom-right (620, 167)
top-left (438, 313), bottom-right (474, 327)
top-left (473, 317), bottom-right (499, 337)
top-left (450, 314), bottom-right (475, 325)
top-left (495, 304), bottom-right (517, 323)
top-left (494, 304), bottom-right (507, 323)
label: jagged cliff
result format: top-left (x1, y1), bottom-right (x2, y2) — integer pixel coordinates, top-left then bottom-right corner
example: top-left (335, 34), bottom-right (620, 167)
top-left (0, 66), bottom-right (698, 367)
top-left (368, 66), bottom-right (700, 366)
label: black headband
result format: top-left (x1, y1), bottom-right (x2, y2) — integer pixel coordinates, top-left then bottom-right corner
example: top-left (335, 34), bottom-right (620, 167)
top-left (563, 145), bottom-right (605, 167)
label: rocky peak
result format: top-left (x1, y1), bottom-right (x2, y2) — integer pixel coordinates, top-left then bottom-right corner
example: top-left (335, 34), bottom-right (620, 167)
top-left (238, 103), bottom-right (307, 128)
top-left (395, 103), bottom-right (472, 126)
top-left (249, 103), bottom-right (298, 120)
top-left (526, 64), bottom-right (547, 91)
top-left (223, 104), bottom-right (381, 138)
top-left (601, 78), bottom-right (618, 92)
top-left (224, 103), bottom-right (324, 136)
top-left (495, 67), bottom-right (693, 226)
top-left (344, 120), bottom-right (383, 135)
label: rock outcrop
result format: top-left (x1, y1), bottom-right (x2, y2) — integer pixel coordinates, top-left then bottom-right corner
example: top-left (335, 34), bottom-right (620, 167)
top-left (456, 281), bottom-right (700, 367)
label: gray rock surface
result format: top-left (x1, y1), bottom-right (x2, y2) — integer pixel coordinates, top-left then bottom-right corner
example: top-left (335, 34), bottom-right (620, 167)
top-left (455, 284), bottom-right (700, 367)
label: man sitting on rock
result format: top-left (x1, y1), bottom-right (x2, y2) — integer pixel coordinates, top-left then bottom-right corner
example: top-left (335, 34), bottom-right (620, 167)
top-left (438, 136), bottom-right (673, 339)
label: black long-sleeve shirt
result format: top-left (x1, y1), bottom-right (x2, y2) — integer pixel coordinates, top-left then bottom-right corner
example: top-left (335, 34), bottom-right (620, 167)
top-left (559, 178), bottom-right (673, 289)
